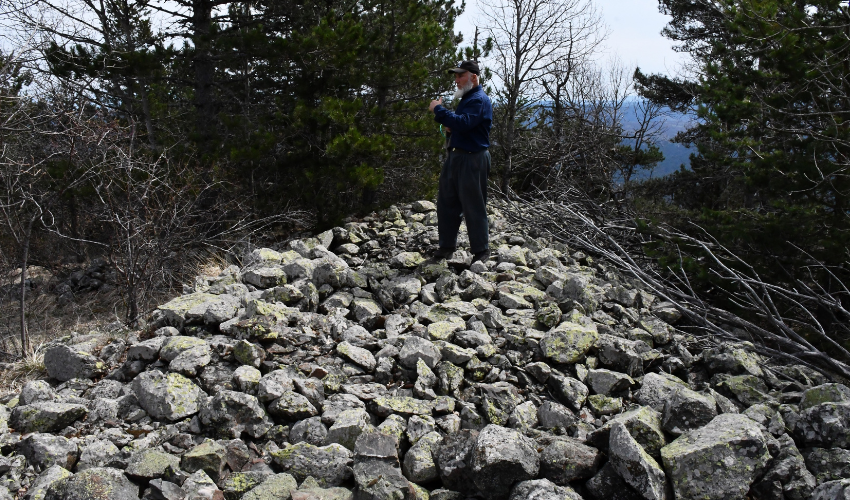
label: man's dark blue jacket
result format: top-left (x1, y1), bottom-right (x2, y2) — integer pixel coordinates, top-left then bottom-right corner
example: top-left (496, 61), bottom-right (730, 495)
top-left (433, 85), bottom-right (492, 153)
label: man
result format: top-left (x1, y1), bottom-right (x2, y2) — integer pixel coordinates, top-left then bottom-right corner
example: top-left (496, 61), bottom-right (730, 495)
top-left (428, 60), bottom-right (493, 263)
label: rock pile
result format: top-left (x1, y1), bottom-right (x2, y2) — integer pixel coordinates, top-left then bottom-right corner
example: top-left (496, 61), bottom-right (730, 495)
top-left (0, 200), bottom-right (848, 500)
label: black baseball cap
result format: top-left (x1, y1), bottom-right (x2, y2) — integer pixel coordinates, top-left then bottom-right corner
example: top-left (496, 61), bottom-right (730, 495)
top-left (447, 61), bottom-right (480, 75)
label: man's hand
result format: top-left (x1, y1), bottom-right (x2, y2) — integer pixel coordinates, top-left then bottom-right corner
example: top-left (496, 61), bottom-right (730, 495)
top-left (429, 97), bottom-right (443, 112)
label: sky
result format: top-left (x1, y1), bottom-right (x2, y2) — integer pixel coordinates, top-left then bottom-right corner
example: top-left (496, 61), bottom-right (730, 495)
top-left (454, 0), bottom-right (689, 77)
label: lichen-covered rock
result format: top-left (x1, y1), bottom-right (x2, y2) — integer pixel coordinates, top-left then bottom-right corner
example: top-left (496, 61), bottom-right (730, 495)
top-left (159, 336), bottom-right (209, 361)
top-left (371, 396), bottom-right (434, 418)
top-left (234, 339), bottom-right (266, 368)
top-left (803, 447), bottom-right (850, 484)
top-left (271, 442), bottom-right (353, 486)
top-left (539, 321), bottom-right (598, 364)
top-left (326, 409), bottom-right (370, 450)
top-left (800, 383), bottom-right (850, 410)
top-left (661, 413), bottom-right (771, 500)
top-left (132, 370), bottom-right (204, 421)
top-left (181, 439), bottom-right (227, 482)
top-left (26, 465), bottom-right (72, 500)
top-left (199, 390), bottom-right (273, 438)
top-left (44, 344), bottom-right (106, 382)
top-left (403, 431), bottom-right (442, 483)
top-left (44, 467), bottom-right (140, 500)
top-left (10, 402), bottom-right (88, 433)
top-left (595, 334), bottom-right (650, 377)
top-left (336, 342), bottom-right (376, 372)
top-left (269, 391), bottom-right (319, 421)
top-left (471, 425), bottom-right (540, 500)
top-left (124, 448), bottom-right (180, 480)
top-left (156, 292), bottom-right (220, 328)
top-left (547, 374), bottom-right (588, 412)
top-left (241, 473), bottom-right (299, 500)
top-left (811, 479), bottom-right (850, 500)
top-left (609, 422), bottom-right (669, 500)
top-left (167, 344), bottom-right (211, 376)
top-left (795, 401), bottom-right (850, 448)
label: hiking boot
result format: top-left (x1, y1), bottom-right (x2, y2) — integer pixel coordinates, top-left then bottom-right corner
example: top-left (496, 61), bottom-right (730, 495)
top-left (471, 249), bottom-right (490, 263)
top-left (432, 247), bottom-right (456, 259)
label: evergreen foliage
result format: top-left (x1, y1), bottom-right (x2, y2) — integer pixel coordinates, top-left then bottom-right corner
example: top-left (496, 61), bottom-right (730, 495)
top-left (635, 0), bottom-right (850, 276)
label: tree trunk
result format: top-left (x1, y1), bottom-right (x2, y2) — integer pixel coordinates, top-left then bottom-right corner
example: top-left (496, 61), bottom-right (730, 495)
top-left (18, 214), bottom-right (36, 356)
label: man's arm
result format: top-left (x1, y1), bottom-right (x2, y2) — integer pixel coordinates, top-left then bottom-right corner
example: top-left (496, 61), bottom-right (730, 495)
top-left (432, 97), bottom-right (485, 132)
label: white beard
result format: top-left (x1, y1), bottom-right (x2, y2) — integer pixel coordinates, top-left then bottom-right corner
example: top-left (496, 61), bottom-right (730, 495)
top-left (453, 80), bottom-right (474, 100)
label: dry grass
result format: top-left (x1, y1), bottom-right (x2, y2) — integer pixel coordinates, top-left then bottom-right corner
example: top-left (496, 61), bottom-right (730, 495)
top-left (0, 342), bottom-right (47, 397)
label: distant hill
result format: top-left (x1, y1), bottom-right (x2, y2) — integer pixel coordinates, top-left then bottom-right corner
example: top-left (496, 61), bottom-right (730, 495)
top-left (618, 101), bottom-right (694, 180)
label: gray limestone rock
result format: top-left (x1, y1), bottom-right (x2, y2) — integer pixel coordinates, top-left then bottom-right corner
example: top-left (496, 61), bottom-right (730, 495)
top-left (133, 370), bottom-right (204, 421)
top-left (20, 434), bottom-right (78, 470)
top-left (661, 413), bottom-right (771, 500)
top-left (44, 344), bottom-right (106, 382)
top-left (547, 374), bottom-right (588, 412)
top-left (257, 370), bottom-right (295, 403)
top-left (586, 368), bottom-right (635, 396)
top-left (609, 422), bottom-right (669, 500)
top-left (661, 386), bottom-right (718, 436)
top-left (399, 336), bottom-right (442, 370)
top-left (353, 459), bottom-right (413, 500)
top-left (76, 439), bottom-right (119, 471)
top-left (585, 463), bottom-right (643, 500)
top-left (812, 479), bottom-right (850, 500)
top-left (19, 380), bottom-right (55, 406)
top-left (272, 442), bottom-right (353, 486)
top-left (471, 425), bottom-right (540, 500)
top-left (354, 430), bottom-right (400, 467)
top-left (44, 467), bottom-right (140, 500)
top-left (322, 393), bottom-right (368, 426)
top-left (589, 406), bottom-right (667, 457)
top-left (326, 409), bottom-right (371, 450)
top-left (595, 334), bottom-right (650, 377)
top-left (433, 430), bottom-right (479, 494)
top-left (635, 372), bottom-right (690, 412)
top-left (291, 416), bottom-right (330, 446)
top-left (536, 401), bottom-right (577, 432)
top-left (10, 402), bottom-right (88, 433)
top-left (539, 437), bottom-right (603, 484)
top-left (199, 390), bottom-right (273, 438)
top-left (269, 391), bottom-right (320, 421)
top-left (508, 479), bottom-right (583, 500)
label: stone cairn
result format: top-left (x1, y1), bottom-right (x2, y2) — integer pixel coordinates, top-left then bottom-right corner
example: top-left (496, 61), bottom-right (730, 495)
top-left (0, 200), bottom-right (848, 500)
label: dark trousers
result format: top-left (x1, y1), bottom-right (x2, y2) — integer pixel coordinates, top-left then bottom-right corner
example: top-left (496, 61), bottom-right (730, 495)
top-left (437, 149), bottom-right (491, 254)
